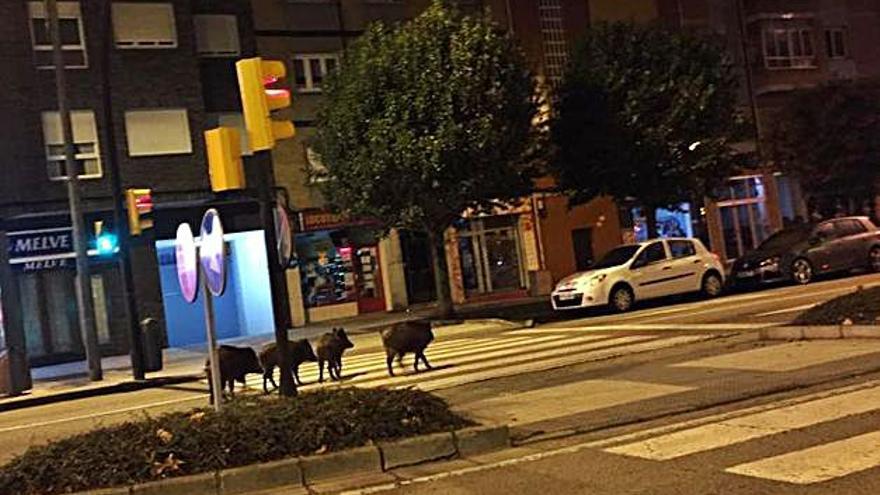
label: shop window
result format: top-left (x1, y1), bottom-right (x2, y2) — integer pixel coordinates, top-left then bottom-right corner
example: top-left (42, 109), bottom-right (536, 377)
top-left (296, 231), bottom-right (357, 308)
top-left (41, 110), bottom-right (103, 180)
top-left (293, 54), bottom-right (338, 92)
top-left (825, 28), bottom-right (847, 59)
top-left (632, 204), bottom-right (693, 242)
top-left (194, 15), bottom-right (240, 57)
top-left (28, 1), bottom-right (87, 69)
top-left (124, 109), bottom-right (192, 157)
top-left (112, 3), bottom-right (177, 49)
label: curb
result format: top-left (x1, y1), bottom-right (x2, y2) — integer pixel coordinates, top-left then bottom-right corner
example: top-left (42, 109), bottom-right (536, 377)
top-left (0, 374), bottom-right (203, 413)
top-left (70, 425), bottom-right (509, 495)
top-left (760, 325), bottom-right (880, 340)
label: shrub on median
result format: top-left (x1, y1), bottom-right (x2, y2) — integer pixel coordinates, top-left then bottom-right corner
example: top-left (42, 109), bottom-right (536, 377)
top-left (792, 286), bottom-right (880, 326)
top-left (0, 388), bottom-right (473, 495)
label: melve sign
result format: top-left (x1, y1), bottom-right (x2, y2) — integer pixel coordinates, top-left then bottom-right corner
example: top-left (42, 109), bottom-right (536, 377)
top-left (6, 227), bottom-right (99, 272)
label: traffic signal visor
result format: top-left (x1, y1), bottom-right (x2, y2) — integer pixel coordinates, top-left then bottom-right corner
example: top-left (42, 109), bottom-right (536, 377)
top-left (236, 57), bottom-right (295, 151)
top-left (126, 188), bottom-right (154, 236)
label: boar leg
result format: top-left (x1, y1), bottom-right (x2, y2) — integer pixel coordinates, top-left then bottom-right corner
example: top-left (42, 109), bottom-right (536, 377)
top-left (418, 351), bottom-right (433, 371)
top-left (385, 349), bottom-right (396, 377)
top-left (318, 359), bottom-right (325, 383)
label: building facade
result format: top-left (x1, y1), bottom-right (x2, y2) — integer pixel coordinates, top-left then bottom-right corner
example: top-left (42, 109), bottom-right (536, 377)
top-left (0, 0), bottom-right (277, 367)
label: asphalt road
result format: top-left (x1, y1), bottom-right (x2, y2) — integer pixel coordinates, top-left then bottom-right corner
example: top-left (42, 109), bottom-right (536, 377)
top-left (1, 272), bottom-right (878, 475)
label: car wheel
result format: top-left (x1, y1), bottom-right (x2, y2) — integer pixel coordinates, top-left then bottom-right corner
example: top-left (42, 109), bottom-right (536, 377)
top-left (869, 247), bottom-right (880, 273)
top-left (609, 285), bottom-right (634, 313)
top-left (791, 258), bottom-right (813, 285)
top-left (701, 273), bottom-right (723, 298)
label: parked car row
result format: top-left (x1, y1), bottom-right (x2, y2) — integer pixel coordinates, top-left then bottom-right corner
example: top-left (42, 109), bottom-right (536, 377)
top-left (551, 216), bottom-right (880, 313)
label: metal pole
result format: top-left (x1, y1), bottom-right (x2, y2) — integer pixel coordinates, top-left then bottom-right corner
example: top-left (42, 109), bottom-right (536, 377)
top-left (202, 274), bottom-right (223, 412)
top-left (100, 0), bottom-right (145, 380)
top-left (735, 0), bottom-right (763, 154)
top-left (256, 153), bottom-right (296, 397)
top-left (46, 0), bottom-right (102, 381)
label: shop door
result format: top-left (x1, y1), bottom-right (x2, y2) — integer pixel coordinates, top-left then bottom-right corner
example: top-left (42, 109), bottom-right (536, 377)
top-left (400, 231), bottom-right (436, 304)
top-left (354, 246), bottom-right (385, 313)
top-left (459, 217), bottom-right (526, 295)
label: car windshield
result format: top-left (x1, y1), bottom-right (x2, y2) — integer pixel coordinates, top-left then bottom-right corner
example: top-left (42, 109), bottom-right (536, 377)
top-left (592, 245), bottom-right (641, 269)
top-left (758, 225), bottom-right (812, 251)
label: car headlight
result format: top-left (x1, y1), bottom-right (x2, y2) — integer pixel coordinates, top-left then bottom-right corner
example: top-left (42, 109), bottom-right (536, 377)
top-left (759, 256), bottom-right (781, 268)
top-left (589, 274), bottom-right (607, 286)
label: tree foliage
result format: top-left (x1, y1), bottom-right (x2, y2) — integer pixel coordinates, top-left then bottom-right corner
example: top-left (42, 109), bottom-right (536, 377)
top-left (765, 80), bottom-right (880, 219)
top-left (551, 22), bottom-right (747, 236)
top-left (315, 1), bottom-right (538, 315)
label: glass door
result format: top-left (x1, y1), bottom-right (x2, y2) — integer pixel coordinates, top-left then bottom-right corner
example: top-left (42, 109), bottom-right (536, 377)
top-left (458, 216), bottom-right (526, 295)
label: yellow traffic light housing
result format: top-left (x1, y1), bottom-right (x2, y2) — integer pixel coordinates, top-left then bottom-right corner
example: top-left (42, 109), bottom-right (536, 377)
top-left (236, 57), bottom-right (296, 151)
top-left (125, 188), bottom-right (154, 236)
top-left (205, 127), bottom-right (245, 192)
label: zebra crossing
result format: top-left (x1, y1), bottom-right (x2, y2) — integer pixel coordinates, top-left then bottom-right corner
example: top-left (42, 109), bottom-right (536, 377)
top-left (591, 379), bottom-right (880, 485)
top-left (229, 327), bottom-right (724, 394)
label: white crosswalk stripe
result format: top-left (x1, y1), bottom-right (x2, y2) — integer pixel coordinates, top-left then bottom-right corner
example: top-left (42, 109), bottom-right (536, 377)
top-left (210, 330), bottom-right (721, 394)
top-left (596, 380), bottom-right (880, 485)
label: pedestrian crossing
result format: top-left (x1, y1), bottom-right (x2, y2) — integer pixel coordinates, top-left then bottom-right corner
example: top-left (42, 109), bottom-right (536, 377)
top-left (593, 379), bottom-right (880, 485)
top-left (219, 328), bottom-right (721, 394)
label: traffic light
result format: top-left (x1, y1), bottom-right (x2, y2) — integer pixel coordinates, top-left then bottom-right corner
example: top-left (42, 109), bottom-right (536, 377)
top-left (205, 127), bottom-right (245, 192)
top-left (92, 220), bottom-right (118, 256)
top-left (236, 57), bottom-right (295, 151)
top-left (126, 188), bottom-right (154, 236)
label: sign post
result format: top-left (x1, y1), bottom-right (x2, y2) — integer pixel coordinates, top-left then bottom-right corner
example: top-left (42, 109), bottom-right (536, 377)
top-left (198, 210), bottom-right (227, 411)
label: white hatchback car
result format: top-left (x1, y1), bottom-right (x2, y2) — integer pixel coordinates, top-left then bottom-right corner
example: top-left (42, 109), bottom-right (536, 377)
top-left (551, 238), bottom-right (725, 312)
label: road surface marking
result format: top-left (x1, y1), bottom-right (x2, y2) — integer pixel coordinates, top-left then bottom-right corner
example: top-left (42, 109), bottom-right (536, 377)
top-left (672, 340), bottom-right (880, 372)
top-left (459, 379), bottom-right (693, 426)
top-left (604, 385), bottom-right (880, 460)
top-left (0, 395), bottom-right (202, 434)
top-left (726, 430), bottom-right (880, 484)
top-left (546, 324), bottom-right (765, 331)
top-left (586, 380), bottom-right (880, 449)
top-left (754, 303), bottom-right (817, 317)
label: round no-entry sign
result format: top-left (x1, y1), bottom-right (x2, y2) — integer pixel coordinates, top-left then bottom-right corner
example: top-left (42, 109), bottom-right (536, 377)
top-left (175, 223), bottom-right (199, 303)
top-left (199, 209), bottom-right (226, 297)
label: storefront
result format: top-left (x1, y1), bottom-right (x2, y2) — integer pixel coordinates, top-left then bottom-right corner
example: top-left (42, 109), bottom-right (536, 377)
top-left (292, 210), bottom-right (390, 323)
top-left (2, 215), bottom-right (129, 367)
top-left (446, 202), bottom-right (546, 304)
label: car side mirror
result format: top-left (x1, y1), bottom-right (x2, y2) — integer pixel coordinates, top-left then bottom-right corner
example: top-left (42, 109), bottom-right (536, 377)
top-left (808, 236), bottom-right (821, 246)
top-left (631, 258), bottom-right (646, 270)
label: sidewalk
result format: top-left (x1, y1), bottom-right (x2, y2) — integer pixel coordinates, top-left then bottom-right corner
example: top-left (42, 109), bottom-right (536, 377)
top-left (0, 297), bottom-right (543, 412)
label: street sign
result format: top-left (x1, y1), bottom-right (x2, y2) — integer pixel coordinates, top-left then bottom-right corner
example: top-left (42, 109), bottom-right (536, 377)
top-left (175, 223), bottom-right (198, 303)
top-left (274, 205), bottom-right (293, 268)
top-left (199, 209), bottom-right (226, 297)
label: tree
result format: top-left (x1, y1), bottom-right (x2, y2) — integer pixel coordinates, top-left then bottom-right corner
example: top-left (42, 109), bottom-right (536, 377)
top-left (551, 22), bottom-right (747, 237)
top-left (765, 80), bottom-right (880, 219)
top-left (314, 1), bottom-right (538, 317)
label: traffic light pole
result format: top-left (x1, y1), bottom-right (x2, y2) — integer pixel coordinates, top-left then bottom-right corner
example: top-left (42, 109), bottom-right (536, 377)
top-left (255, 151), bottom-right (297, 397)
top-left (101, 0), bottom-right (145, 381)
top-left (46, 0), bottom-right (102, 381)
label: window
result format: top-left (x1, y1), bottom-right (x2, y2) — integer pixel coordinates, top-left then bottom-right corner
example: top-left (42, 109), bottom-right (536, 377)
top-left (833, 219), bottom-right (866, 237)
top-left (124, 109), bottom-right (192, 157)
top-left (538, 0), bottom-right (568, 86)
top-left (762, 27), bottom-right (816, 69)
top-left (27, 2), bottom-right (87, 69)
top-left (825, 28), bottom-right (847, 59)
top-left (112, 3), bottom-right (177, 49)
top-left (634, 242), bottom-right (666, 267)
top-left (41, 110), bottom-right (102, 180)
top-left (293, 54), bottom-right (338, 92)
top-left (194, 15), bottom-right (239, 57)
top-left (814, 222), bottom-right (836, 241)
top-left (668, 240), bottom-right (697, 259)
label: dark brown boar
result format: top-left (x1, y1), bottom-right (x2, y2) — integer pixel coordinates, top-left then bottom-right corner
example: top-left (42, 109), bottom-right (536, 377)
top-left (315, 328), bottom-right (354, 382)
top-left (259, 339), bottom-right (318, 392)
top-left (381, 320), bottom-right (434, 377)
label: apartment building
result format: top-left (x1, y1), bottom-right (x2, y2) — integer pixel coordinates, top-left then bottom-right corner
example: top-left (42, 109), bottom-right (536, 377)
top-left (0, 0), bottom-right (277, 366)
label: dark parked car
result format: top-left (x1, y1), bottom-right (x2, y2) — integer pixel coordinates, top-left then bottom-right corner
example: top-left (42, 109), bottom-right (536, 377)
top-left (730, 216), bottom-right (880, 286)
